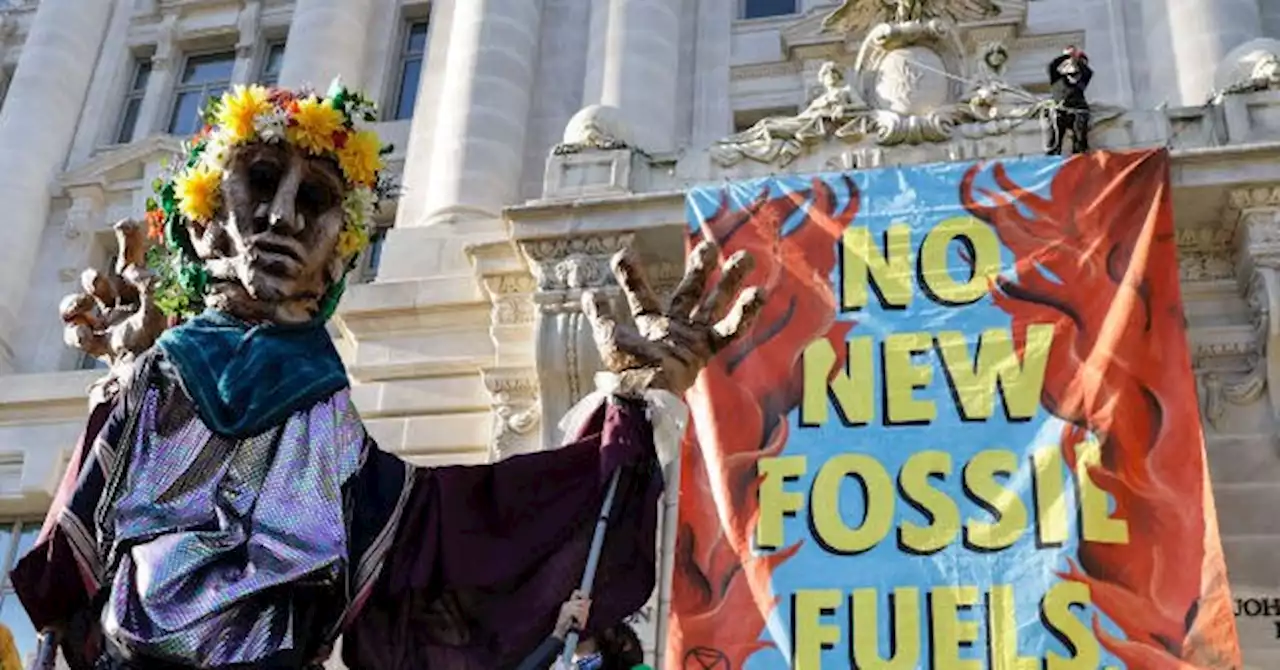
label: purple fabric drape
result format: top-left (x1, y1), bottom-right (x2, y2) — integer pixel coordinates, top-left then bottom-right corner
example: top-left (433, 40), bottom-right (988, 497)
top-left (343, 397), bottom-right (663, 669)
top-left (13, 390), bottom-right (661, 670)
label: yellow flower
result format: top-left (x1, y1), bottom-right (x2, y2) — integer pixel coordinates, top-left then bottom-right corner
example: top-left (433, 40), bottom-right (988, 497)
top-left (215, 85), bottom-right (271, 144)
top-left (174, 164), bottom-right (223, 222)
top-left (337, 129), bottom-right (383, 187)
top-left (286, 96), bottom-right (343, 155)
top-left (336, 224), bottom-right (369, 258)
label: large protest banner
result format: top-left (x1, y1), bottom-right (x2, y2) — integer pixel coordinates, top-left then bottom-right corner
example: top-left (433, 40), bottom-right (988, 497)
top-left (669, 149), bottom-right (1241, 669)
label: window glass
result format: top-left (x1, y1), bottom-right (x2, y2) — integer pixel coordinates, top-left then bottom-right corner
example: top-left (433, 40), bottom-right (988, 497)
top-left (116, 58), bottom-right (152, 144)
top-left (182, 53), bottom-right (235, 84)
top-left (168, 52), bottom-right (235, 136)
top-left (391, 20), bottom-right (429, 121)
top-left (742, 0), bottom-right (796, 19)
top-left (259, 41), bottom-right (286, 86)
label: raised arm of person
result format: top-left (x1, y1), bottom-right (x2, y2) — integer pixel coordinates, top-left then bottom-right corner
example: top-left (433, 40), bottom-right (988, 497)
top-left (513, 592), bottom-right (591, 670)
top-left (1077, 57), bottom-right (1094, 88)
top-left (1048, 53), bottom-right (1070, 84)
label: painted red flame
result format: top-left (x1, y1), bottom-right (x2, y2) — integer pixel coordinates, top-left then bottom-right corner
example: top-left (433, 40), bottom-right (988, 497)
top-left (669, 178), bottom-right (859, 667)
top-left (960, 149), bottom-right (1241, 669)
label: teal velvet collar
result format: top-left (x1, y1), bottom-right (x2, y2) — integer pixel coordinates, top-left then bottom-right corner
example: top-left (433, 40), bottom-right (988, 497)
top-left (155, 309), bottom-right (350, 438)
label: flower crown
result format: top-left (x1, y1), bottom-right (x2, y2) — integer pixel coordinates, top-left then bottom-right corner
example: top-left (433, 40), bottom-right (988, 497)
top-left (144, 79), bottom-right (396, 319)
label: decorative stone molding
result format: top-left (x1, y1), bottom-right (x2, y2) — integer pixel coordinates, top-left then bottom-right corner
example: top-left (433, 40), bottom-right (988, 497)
top-left (522, 233), bottom-right (635, 296)
top-left (1177, 186), bottom-right (1280, 427)
top-left (519, 233), bottom-right (634, 448)
top-left (1225, 189), bottom-right (1280, 423)
top-left (152, 13), bottom-right (178, 69)
top-left (711, 8), bottom-right (1123, 168)
top-left (64, 185), bottom-right (105, 240)
top-left (235, 1), bottom-right (261, 59)
top-left (1177, 226), bottom-right (1239, 283)
top-left (482, 272), bottom-right (537, 326)
top-left (481, 367), bottom-right (541, 459)
top-left (729, 61), bottom-right (804, 82)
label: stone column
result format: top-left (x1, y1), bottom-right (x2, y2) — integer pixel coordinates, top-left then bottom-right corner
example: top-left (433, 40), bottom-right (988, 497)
top-left (690, 0), bottom-right (733, 147)
top-left (135, 14), bottom-right (177, 138)
top-left (415, 0), bottom-right (544, 228)
top-left (230, 1), bottom-right (262, 85)
top-left (276, 0), bottom-right (376, 90)
top-left (581, 0), bottom-right (684, 153)
top-left (1141, 0), bottom-right (1262, 105)
top-left (0, 0), bottom-right (114, 371)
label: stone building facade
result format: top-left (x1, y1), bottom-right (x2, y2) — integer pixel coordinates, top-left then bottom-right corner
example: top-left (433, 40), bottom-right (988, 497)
top-left (1, 0), bottom-right (1280, 667)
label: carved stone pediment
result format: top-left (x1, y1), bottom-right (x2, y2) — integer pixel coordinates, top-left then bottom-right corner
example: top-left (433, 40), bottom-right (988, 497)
top-left (59, 135), bottom-right (184, 190)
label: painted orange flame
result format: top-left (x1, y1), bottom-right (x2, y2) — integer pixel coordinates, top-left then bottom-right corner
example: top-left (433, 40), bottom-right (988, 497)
top-left (669, 177), bottom-right (859, 667)
top-left (960, 149), bottom-right (1241, 669)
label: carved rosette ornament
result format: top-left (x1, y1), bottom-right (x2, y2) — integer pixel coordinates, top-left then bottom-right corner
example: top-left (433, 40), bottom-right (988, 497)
top-left (481, 368), bottom-right (542, 459)
top-left (519, 233), bottom-right (634, 447)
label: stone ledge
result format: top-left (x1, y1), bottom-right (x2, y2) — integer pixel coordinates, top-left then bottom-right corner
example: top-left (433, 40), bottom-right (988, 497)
top-left (348, 376), bottom-right (490, 419)
top-left (339, 276), bottom-right (487, 317)
top-left (364, 412), bottom-right (491, 455)
top-left (506, 143), bottom-right (1280, 240)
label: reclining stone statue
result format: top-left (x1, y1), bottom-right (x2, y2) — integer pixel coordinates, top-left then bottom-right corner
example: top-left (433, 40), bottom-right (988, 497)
top-left (13, 82), bottom-right (764, 670)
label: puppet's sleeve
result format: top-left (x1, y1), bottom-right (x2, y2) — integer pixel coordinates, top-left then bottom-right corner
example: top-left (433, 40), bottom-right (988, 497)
top-left (343, 396), bottom-right (663, 670)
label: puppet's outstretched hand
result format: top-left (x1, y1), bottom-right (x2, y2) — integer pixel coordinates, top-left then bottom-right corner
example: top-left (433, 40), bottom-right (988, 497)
top-left (59, 219), bottom-right (166, 397)
top-left (583, 240), bottom-right (765, 398)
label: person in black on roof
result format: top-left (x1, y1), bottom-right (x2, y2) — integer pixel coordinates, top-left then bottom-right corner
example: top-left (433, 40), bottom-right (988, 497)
top-left (1044, 45), bottom-right (1093, 155)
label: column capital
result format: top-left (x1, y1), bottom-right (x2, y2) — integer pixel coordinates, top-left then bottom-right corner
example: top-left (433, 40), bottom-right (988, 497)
top-left (1233, 189), bottom-right (1280, 276)
top-left (520, 232), bottom-right (636, 296)
top-left (1212, 183), bottom-right (1280, 428)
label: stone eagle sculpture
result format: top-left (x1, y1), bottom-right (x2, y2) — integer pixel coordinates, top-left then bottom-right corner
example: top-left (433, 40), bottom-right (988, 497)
top-left (821, 0), bottom-right (1002, 33)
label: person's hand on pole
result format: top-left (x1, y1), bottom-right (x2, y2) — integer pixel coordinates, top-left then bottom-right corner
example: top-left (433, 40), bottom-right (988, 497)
top-left (553, 590), bottom-right (592, 641)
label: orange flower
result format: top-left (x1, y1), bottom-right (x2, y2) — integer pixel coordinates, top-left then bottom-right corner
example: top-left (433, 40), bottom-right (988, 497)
top-left (145, 209), bottom-right (165, 242)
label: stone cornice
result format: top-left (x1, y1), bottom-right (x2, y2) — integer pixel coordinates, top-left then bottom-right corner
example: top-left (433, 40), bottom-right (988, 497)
top-left (58, 135), bottom-right (183, 192)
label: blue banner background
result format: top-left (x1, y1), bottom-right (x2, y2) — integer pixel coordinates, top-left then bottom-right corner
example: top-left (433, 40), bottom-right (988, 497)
top-left (685, 156), bottom-right (1128, 669)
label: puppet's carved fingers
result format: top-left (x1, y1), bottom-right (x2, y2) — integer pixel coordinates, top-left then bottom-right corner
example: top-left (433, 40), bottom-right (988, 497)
top-left (60, 293), bottom-right (102, 329)
top-left (711, 286), bottom-right (767, 352)
top-left (64, 322), bottom-right (109, 359)
top-left (113, 219), bottom-right (152, 300)
top-left (81, 268), bottom-right (119, 310)
top-left (611, 248), bottom-right (662, 317)
top-left (113, 220), bottom-right (148, 270)
top-left (691, 250), bottom-right (754, 324)
top-left (667, 240), bottom-right (719, 317)
top-left (583, 290), bottom-right (659, 371)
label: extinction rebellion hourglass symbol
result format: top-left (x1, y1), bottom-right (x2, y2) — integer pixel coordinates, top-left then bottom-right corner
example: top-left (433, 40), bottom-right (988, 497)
top-left (683, 647), bottom-right (730, 670)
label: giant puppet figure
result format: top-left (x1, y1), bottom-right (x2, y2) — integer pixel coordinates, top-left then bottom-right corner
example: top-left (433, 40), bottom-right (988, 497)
top-left (11, 83), bottom-right (764, 670)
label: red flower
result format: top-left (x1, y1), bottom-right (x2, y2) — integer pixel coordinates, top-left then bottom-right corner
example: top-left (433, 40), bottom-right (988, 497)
top-left (269, 89), bottom-right (295, 106)
top-left (332, 130), bottom-right (348, 149)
